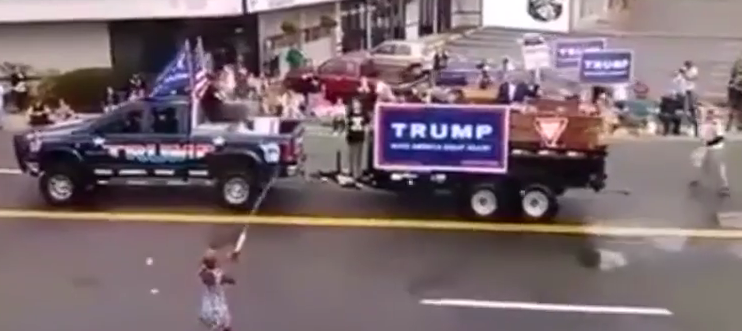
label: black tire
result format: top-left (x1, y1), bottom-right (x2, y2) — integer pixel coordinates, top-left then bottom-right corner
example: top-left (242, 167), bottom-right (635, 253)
top-left (215, 171), bottom-right (254, 210)
top-left (39, 163), bottom-right (85, 206)
top-left (459, 183), bottom-right (502, 221)
top-left (407, 64), bottom-right (424, 79)
top-left (520, 184), bottom-right (559, 222)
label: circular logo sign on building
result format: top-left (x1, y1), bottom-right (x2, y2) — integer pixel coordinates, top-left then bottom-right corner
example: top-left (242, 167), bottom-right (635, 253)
top-left (527, 0), bottom-right (564, 22)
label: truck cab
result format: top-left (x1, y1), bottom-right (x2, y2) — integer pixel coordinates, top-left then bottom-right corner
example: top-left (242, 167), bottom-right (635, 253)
top-left (14, 96), bottom-right (305, 209)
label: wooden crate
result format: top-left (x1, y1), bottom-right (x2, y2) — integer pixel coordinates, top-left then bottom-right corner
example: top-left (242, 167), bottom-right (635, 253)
top-left (511, 112), bottom-right (604, 150)
top-left (460, 86), bottom-right (499, 104)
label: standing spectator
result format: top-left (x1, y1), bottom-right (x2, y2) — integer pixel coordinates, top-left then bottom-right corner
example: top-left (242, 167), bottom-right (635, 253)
top-left (55, 99), bottom-right (75, 121)
top-left (432, 48), bottom-right (449, 84)
top-left (672, 67), bottom-right (697, 136)
top-left (728, 55), bottom-right (742, 131)
top-left (331, 98), bottom-right (346, 136)
top-left (279, 89), bottom-right (305, 119)
top-left (10, 69), bottom-right (28, 112)
top-left (498, 56), bottom-right (516, 81)
top-left (679, 60), bottom-right (699, 134)
top-left (346, 98), bottom-right (368, 180)
top-left (476, 60), bottom-right (493, 89)
top-left (263, 40), bottom-right (279, 79)
top-left (128, 73), bottom-right (146, 99)
top-left (103, 86), bottom-right (120, 112)
top-left (0, 82), bottom-right (5, 129)
top-left (27, 100), bottom-right (51, 127)
top-left (374, 77), bottom-right (394, 102)
top-left (220, 64), bottom-right (237, 99)
top-left (285, 45), bottom-right (305, 71)
top-left (495, 74), bottom-right (534, 104)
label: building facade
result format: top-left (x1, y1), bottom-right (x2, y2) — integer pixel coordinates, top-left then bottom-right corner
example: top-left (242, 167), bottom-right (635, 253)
top-left (0, 0), bottom-right (462, 76)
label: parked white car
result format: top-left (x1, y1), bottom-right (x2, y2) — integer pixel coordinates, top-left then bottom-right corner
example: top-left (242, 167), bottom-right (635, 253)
top-left (368, 40), bottom-right (435, 76)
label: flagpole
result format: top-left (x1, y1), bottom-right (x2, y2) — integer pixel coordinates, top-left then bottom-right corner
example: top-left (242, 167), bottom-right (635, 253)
top-left (184, 38), bottom-right (196, 129)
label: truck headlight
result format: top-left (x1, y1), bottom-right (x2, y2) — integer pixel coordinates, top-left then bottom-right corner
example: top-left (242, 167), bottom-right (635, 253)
top-left (26, 131), bottom-right (42, 153)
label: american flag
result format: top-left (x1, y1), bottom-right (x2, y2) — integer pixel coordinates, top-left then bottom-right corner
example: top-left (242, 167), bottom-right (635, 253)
top-left (191, 37), bottom-right (209, 101)
top-left (188, 36), bottom-right (209, 126)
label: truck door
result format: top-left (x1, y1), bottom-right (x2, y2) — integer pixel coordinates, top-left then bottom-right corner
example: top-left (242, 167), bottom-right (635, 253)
top-left (146, 104), bottom-right (212, 178)
top-left (83, 103), bottom-right (151, 177)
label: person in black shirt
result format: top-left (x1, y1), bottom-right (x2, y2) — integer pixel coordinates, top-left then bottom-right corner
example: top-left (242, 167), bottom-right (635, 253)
top-left (432, 48), bottom-right (449, 84)
top-left (201, 77), bottom-right (226, 122)
top-left (346, 98), bottom-right (368, 180)
top-left (27, 101), bottom-right (51, 127)
top-left (10, 69), bottom-right (28, 111)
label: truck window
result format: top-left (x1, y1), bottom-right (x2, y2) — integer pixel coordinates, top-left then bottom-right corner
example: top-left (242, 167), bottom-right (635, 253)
top-left (151, 107), bottom-right (179, 134)
top-left (96, 109), bottom-right (144, 134)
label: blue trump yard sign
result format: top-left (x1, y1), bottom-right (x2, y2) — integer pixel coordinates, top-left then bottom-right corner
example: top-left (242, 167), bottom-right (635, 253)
top-left (579, 49), bottom-right (634, 84)
top-left (373, 103), bottom-right (510, 174)
top-left (553, 38), bottom-right (606, 69)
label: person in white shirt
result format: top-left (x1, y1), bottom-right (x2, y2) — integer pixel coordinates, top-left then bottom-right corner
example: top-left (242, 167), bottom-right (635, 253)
top-left (279, 90), bottom-right (305, 119)
top-left (670, 69), bottom-right (698, 136)
top-left (690, 107), bottom-right (729, 195)
top-left (374, 79), bottom-right (394, 102)
top-left (680, 61), bottom-right (699, 135)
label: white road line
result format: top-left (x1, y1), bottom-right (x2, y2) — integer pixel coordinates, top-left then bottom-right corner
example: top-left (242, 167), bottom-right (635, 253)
top-left (419, 299), bottom-right (673, 316)
top-left (0, 168), bottom-right (21, 175)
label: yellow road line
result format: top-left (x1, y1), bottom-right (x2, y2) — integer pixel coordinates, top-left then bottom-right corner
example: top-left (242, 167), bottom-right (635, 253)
top-left (0, 208), bottom-right (741, 239)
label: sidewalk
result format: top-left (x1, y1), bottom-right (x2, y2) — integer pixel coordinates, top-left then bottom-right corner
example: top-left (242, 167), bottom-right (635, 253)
top-left (1, 113), bottom-right (28, 132)
top-left (417, 25), bottom-right (483, 49)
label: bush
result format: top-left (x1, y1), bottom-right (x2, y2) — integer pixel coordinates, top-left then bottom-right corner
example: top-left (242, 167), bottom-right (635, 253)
top-left (38, 67), bottom-right (127, 113)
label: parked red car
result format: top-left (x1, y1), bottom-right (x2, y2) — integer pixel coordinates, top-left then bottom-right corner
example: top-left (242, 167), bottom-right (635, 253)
top-left (284, 53), bottom-right (420, 103)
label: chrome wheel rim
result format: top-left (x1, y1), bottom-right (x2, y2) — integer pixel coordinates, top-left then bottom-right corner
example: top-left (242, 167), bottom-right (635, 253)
top-left (471, 189), bottom-right (497, 216)
top-left (223, 178), bottom-right (250, 205)
top-left (522, 190), bottom-right (549, 218)
top-left (48, 175), bottom-right (74, 201)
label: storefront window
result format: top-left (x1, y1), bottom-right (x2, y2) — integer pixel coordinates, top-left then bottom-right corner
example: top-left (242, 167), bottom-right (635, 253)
top-left (437, 0), bottom-right (451, 33)
top-left (341, 0), bottom-right (367, 52)
top-left (419, 0), bottom-right (435, 36)
top-left (418, 0), bottom-right (451, 36)
top-left (371, 0), bottom-right (406, 47)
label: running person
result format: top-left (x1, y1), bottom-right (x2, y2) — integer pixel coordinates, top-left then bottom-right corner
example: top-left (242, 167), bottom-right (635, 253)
top-left (690, 107), bottom-right (730, 196)
top-left (199, 249), bottom-right (236, 331)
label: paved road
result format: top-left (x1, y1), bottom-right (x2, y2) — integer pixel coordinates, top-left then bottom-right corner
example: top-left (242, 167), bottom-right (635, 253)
top-left (3, 129), bottom-right (742, 330)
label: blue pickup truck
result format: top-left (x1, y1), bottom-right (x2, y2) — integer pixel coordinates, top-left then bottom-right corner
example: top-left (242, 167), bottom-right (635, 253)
top-left (13, 96), bottom-right (305, 209)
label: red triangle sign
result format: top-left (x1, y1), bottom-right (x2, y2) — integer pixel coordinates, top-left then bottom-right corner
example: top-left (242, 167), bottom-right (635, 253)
top-left (534, 117), bottom-right (568, 147)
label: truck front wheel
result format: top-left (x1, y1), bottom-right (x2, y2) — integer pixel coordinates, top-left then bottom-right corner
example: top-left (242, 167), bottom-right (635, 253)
top-left (216, 171), bottom-right (254, 210)
top-left (39, 164), bottom-right (85, 206)
top-left (520, 184), bottom-right (559, 222)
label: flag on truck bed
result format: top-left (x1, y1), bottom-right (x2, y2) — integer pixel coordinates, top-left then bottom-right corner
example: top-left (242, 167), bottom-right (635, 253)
top-left (149, 40), bottom-right (191, 98)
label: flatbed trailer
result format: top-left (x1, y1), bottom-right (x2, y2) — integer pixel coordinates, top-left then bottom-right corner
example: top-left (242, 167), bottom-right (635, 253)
top-left (318, 100), bottom-right (607, 222)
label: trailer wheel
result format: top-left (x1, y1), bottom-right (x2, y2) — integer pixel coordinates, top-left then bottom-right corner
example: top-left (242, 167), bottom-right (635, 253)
top-left (520, 185), bottom-right (559, 222)
top-left (461, 183), bottom-right (501, 220)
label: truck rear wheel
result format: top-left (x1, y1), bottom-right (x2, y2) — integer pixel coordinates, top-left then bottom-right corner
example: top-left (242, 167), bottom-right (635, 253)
top-left (520, 184), bottom-right (559, 222)
top-left (216, 171), bottom-right (253, 210)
